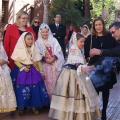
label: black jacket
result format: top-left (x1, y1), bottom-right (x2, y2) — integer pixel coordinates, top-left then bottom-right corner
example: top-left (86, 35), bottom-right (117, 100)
top-left (49, 23), bottom-right (66, 46)
top-left (84, 32), bottom-right (117, 65)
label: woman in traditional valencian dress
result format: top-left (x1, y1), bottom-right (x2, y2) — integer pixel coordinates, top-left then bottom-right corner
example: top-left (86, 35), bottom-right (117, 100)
top-left (49, 32), bottom-right (101, 120)
top-left (0, 32), bottom-right (16, 113)
top-left (35, 23), bottom-right (64, 100)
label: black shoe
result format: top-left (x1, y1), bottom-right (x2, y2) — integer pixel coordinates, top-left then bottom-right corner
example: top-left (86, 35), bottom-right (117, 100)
top-left (19, 108), bottom-right (25, 115)
top-left (32, 108), bottom-right (39, 115)
top-left (10, 111), bottom-right (17, 117)
top-left (43, 105), bottom-right (50, 109)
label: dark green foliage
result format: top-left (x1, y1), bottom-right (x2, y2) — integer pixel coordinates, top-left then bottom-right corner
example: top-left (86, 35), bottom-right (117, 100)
top-left (49, 0), bottom-right (89, 28)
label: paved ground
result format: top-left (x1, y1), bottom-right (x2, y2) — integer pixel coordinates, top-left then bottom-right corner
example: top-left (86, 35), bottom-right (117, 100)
top-left (1, 75), bottom-right (120, 120)
top-left (0, 108), bottom-right (52, 120)
top-left (105, 75), bottom-right (120, 120)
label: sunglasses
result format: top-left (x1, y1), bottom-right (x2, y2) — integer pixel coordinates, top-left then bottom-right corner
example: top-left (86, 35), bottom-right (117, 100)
top-left (34, 21), bottom-right (39, 23)
top-left (21, 17), bottom-right (28, 20)
top-left (110, 28), bottom-right (119, 34)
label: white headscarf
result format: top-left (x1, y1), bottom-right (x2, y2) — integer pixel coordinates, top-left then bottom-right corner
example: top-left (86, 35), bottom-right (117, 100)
top-left (11, 32), bottom-right (41, 65)
top-left (81, 25), bottom-right (90, 38)
top-left (35, 23), bottom-right (65, 71)
top-left (67, 32), bottom-right (85, 64)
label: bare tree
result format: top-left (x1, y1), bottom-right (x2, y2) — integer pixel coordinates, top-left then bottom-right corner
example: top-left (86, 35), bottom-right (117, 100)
top-left (85, 0), bottom-right (90, 19)
top-left (102, 0), bottom-right (105, 12)
top-left (43, 0), bottom-right (50, 23)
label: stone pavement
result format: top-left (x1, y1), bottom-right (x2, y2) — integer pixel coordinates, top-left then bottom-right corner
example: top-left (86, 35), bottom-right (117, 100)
top-left (104, 75), bottom-right (120, 120)
top-left (1, 75), bottom-right (120, 120)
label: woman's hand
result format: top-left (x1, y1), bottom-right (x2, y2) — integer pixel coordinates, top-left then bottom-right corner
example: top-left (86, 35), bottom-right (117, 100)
top-left (23, 67), bottom-right (30, 72)
top-left (88, 65), bottom-right (95, 70)
top-left (90, 48), bottom-right (102, 57)
top-left (0, 59), bottom-right (6, 66)
top-left (81, 67), bottom-right (89, 75)
top-left (81, 65), bottom-right (95, 75)
top-left (45, 57), bottom-right (56, 64)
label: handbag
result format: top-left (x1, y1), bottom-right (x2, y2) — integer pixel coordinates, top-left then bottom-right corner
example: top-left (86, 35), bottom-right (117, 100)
top-left (89, 57), bottom-right (119, 90)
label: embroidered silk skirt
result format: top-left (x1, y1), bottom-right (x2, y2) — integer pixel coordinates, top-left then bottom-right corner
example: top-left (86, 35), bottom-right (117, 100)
top-left (49, 67), bottom-right (101, 120)
top-left (42, 63), bottom-right (59, 100)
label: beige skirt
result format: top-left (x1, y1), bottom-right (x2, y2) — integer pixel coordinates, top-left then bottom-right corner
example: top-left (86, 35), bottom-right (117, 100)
top-left (49, 68), bottom-right (101, 120)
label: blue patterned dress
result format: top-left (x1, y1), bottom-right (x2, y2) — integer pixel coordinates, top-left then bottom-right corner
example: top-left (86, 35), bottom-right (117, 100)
top-left (11, 65), bottom-right (50, 107)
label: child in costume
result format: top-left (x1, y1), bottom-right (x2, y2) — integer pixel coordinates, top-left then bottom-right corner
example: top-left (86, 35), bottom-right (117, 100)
top-left (49, 32), bottom-right (101, 120)
top-left (11, 32), bottom-right (50, 115)
top-left (35, 23), bottom-right (64, 99)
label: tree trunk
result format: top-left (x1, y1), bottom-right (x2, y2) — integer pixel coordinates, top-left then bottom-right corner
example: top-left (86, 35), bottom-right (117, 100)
top-left (102, 0), bottom-right (105, 12)
top-left (43, 0), bottom-right (50, 23)
top-left (85, 0), bottom-right (90, 19)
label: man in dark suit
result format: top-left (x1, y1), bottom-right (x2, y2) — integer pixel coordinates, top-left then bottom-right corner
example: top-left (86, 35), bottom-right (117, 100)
top-left (49, 14), bottom-right (66, 58)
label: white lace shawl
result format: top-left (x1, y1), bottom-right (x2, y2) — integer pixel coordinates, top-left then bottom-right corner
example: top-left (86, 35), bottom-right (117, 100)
top-left (66, 32), bottom-right (84, 64)
top-left (35, 23), bottom-right (65, 71)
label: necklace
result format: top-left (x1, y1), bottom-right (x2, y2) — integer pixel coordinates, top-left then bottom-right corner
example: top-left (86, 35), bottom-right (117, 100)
top-left (96, 36), bottom-right (104, 48)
